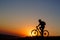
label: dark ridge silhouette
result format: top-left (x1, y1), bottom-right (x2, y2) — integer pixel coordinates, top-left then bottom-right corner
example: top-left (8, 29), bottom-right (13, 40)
top-left (0, 33), bottom-right (19, 40)
top-left (0, 34), bottom-right (60, 40)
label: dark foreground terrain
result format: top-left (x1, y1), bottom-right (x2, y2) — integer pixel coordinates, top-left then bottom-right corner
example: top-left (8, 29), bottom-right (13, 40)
top-left (0, 34), bottom-right (60, 40)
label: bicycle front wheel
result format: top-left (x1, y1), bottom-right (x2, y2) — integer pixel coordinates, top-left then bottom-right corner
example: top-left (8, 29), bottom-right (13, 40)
top-left (43, 30), bottom-right (49, 37)
top-left (31, 29), bottom-right (38, 36)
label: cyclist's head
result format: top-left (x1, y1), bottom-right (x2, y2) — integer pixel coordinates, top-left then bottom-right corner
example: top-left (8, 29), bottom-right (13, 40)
top-left (38, 19), bottom-right (41, 22)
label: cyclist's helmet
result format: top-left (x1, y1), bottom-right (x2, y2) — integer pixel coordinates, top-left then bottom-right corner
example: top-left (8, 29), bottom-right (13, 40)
top-left (38, 19), bottom-right (41, 22)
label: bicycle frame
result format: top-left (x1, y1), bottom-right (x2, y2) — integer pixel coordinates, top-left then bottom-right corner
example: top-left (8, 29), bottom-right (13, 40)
top-left (36, 26), bottom-right (41, 33)
top-left (35, 27), bottom-right (42, 36)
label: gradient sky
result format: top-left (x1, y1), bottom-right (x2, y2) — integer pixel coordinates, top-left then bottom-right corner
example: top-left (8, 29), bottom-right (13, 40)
top-left (0, 0), bottom-right (60, 37)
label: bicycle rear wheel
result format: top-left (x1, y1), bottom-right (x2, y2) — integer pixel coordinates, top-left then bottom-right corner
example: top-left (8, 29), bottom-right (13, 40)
top-left (43, 30), bottom-right (49, 37)
top-left (31, 29), bottom-right (38, 36)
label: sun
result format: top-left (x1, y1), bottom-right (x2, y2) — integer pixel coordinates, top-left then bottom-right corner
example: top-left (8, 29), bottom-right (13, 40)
top-left (25, 30), bottom-right (37, 37)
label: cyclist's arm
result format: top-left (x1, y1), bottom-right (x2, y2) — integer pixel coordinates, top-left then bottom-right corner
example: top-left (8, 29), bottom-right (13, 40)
top-left (36, 24), bottom-right (40, 29)
top-left (37, 24), bottom-right (40, 27)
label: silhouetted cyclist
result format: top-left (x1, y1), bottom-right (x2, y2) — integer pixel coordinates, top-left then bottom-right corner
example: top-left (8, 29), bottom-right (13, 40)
top-left (36, 19), bottom-right (46, 37)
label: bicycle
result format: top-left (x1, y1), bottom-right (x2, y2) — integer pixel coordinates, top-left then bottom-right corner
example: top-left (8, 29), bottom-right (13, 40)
top-left (31, 26), bottom-right (49, 37)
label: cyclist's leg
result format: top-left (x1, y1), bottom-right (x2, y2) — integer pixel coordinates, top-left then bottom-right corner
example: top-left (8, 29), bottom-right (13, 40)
top-left (40, 27), bottom-right (44, 36)
top-left (41, 28), bottom-right (42, 36)
top-left (39, 27), bottom-right (42, 35)
top-left (41, 26), bottom-right (44, 37)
